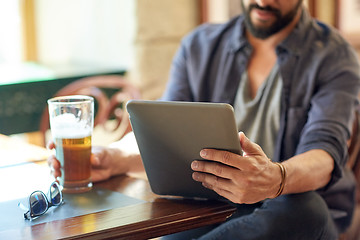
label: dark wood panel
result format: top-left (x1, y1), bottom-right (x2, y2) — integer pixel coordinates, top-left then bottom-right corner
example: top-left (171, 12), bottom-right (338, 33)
top-left (0, 69), bottom-right (125, 135)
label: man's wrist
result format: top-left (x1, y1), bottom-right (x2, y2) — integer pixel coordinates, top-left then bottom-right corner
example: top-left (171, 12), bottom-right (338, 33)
top-left (273, 162), bottom-right (287, 198)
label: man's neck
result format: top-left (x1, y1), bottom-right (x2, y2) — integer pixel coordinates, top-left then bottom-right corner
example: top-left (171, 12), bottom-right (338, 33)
top-left (246, 9), bottom-right (302, 50)
top-left (244, 8), bottom-right (302, 98)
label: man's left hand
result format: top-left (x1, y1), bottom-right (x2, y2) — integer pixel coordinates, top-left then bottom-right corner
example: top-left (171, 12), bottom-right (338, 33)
top-left (191, 132), bottom-right (282, 204)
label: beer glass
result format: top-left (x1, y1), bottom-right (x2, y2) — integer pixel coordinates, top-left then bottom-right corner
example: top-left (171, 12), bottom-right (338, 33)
top-left (48, 95), bottom-right (94, 193)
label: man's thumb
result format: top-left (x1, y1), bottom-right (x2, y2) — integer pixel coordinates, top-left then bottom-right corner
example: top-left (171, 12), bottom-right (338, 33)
top-left (239, 131), bottom-right (260, 155)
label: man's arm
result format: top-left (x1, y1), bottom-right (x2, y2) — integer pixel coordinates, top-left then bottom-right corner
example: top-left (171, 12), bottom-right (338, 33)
top-left (281, 149), bottom-right (333, 194)
top-left (191, 132), bottom-right (334, 204)
top-left (107, 132), bottom-right (145, 177)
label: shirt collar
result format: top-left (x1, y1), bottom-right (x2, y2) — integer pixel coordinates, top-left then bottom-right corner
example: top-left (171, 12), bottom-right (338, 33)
top-left (228, 15), bottom-right (250, 53)
top-left (278, 8), bottom-right (312, 57)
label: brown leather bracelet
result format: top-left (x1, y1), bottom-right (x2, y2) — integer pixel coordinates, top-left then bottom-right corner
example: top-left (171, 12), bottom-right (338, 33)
top-left (274, 162), bottom-right (286, 198)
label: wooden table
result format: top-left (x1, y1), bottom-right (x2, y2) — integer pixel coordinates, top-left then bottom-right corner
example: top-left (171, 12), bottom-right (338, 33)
top-left (0, 136), bottom-right (236, 240)
top-left (0, 134), bottom-right (51, 167)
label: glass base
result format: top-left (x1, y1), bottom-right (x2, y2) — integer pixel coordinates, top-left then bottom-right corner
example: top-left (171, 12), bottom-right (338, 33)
top-left (61, 180), bottom-right (93, 194)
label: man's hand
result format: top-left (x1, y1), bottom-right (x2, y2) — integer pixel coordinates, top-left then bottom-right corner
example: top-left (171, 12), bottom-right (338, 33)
top-left (47, 142), bottom-right (131, 183)
top-left (191, 132), bottom-right (281, 204)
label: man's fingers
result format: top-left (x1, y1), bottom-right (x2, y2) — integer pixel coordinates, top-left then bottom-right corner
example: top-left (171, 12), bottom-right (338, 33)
top-left (239, 132), bottom-right (265, 156)
top-left (199, 149), bottom-right (242, 168)
top-left (192, 172), bottom-right (245, 203)
top-left (91, 154), bottom-right (101, 166)
top-left (192, 172), bottom-right (231, 191)
top-left (91, 147), bottom-right (107, 167)
top-left (48, 155), bottom-right (61, 178)
top-left (46, 141), bottom-right (55, 150)
top-left (191, 160), bottom-right (236, 179)
top-left (47, 155), bottom-right (57, 166)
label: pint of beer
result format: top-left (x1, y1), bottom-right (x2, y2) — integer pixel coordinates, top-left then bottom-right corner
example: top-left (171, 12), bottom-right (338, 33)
top-left (48, 95), bottom-right (94, 193)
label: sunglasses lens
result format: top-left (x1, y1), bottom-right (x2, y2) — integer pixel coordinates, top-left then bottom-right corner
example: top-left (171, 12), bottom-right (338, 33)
top-left (30, 192), bottom-right (48, 216)
top-left (50, 182), bottom-right (62, 205)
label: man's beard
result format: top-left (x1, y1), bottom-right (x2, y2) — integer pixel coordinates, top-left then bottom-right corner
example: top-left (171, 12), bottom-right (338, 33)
top-left (241, 0), bottom-right (303, 39)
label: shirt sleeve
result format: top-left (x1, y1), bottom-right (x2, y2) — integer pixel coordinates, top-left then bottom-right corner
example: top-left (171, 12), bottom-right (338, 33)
top-left (161, 37), bottom-right (194, 102)
top-left (296, 42), bottom-right (360, 189)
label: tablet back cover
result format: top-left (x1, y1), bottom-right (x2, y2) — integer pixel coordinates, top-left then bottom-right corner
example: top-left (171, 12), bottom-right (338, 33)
top-left (127, 100), bottom-right (241, 199)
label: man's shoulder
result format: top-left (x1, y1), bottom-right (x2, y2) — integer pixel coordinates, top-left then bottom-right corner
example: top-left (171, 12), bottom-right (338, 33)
top-left (309, 20), bottom-right (355, 54)
top-left (287, 10), bottom-right (355, 57)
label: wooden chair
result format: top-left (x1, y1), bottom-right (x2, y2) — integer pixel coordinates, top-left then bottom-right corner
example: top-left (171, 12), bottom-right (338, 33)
top-left (39, 74), bottom-right (141, 146)
top-left (341, 107), bottom-right (360, 239)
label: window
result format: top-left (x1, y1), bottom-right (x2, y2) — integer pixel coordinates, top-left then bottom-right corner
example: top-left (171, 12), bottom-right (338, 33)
top-left (0, 0), bottom-right (135, 70)
top-left (35, 0), bottom-right (135, 69)
top-left (0, 1), bottom-right (22, 64)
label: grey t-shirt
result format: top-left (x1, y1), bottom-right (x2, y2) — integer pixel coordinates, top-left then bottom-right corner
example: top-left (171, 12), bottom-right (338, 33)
top-left (234, 65), bottom-right (282, 159)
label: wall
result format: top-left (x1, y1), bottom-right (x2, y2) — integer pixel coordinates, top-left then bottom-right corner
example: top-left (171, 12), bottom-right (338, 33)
top-left (33, 0), bottom-right (359, 101)
top-left (130, 0), bottom-right (200, 100)
top-left (34, 0), bottom-right (201, 100)
top-left (206, 0), bottom-right (241, 23)
top-left (35, 0), bottom-right (135, 70)
top-left (313, 0), bottom-right (360, 57)
top-left (314, 0), bottom-right (336, 26)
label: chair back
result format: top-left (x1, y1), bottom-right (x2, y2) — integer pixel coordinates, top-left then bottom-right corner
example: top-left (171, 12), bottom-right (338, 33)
top-left (341, 107), bottom-right (360, 239)
top-left (348, 107), bottom-right (360, 203)
top-left (39, 75), bottom-right (141, 146)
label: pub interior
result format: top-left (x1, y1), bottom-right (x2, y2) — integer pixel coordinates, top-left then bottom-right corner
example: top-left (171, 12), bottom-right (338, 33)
top-left (0, 0), bottom-right (360, 239)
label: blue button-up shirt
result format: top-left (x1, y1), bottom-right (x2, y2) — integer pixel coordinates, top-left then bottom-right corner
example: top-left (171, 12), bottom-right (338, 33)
top-left (161, 9), bottom-right (360, 231)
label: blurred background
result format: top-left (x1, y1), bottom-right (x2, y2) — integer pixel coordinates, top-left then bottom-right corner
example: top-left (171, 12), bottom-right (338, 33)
top-left (0, 0), bottom-right (359, 145)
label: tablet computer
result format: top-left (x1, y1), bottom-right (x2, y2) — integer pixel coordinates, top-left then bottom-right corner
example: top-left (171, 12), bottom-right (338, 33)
top-left (126, 100), bottom-right (241, 200)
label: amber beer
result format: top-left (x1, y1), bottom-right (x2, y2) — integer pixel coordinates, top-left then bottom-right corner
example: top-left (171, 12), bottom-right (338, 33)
top-left (48, 95), bottom-right (94, 193)
top-left (55, 135), bottom-right (92, 193)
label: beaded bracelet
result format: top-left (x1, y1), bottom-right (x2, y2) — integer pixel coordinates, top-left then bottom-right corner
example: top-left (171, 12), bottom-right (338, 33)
top-left (274, 162), bottom-right (286, 198)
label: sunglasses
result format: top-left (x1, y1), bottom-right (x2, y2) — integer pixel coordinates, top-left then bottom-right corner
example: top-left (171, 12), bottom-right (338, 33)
top-left (19, 181), bottom-right (64, 220)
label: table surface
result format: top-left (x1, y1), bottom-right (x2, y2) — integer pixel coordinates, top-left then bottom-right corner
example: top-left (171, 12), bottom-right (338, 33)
top-left (0, 134), bottom-right (51, 167)
top-left (0, 135), bottom-right (236, 240)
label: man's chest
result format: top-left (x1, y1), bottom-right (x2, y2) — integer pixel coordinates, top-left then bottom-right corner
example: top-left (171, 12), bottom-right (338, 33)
top-left (247, 52), bottom-right (277, 98)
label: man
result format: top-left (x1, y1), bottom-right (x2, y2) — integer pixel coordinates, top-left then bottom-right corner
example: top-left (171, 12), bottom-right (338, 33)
top-left (49, 0), bottom-right (360, 239)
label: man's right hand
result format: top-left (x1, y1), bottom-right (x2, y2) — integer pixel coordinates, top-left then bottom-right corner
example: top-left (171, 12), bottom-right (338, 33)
top-left (47, 142), bottom-right (132, 183)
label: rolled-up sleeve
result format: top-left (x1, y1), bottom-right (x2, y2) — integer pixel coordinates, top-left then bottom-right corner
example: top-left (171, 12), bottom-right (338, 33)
top-left (296, 43), bottom-right (360, 188)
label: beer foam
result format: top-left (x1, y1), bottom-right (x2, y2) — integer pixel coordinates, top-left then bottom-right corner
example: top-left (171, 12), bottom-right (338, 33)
top-left (50, 113), bottom-right (92, 139)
